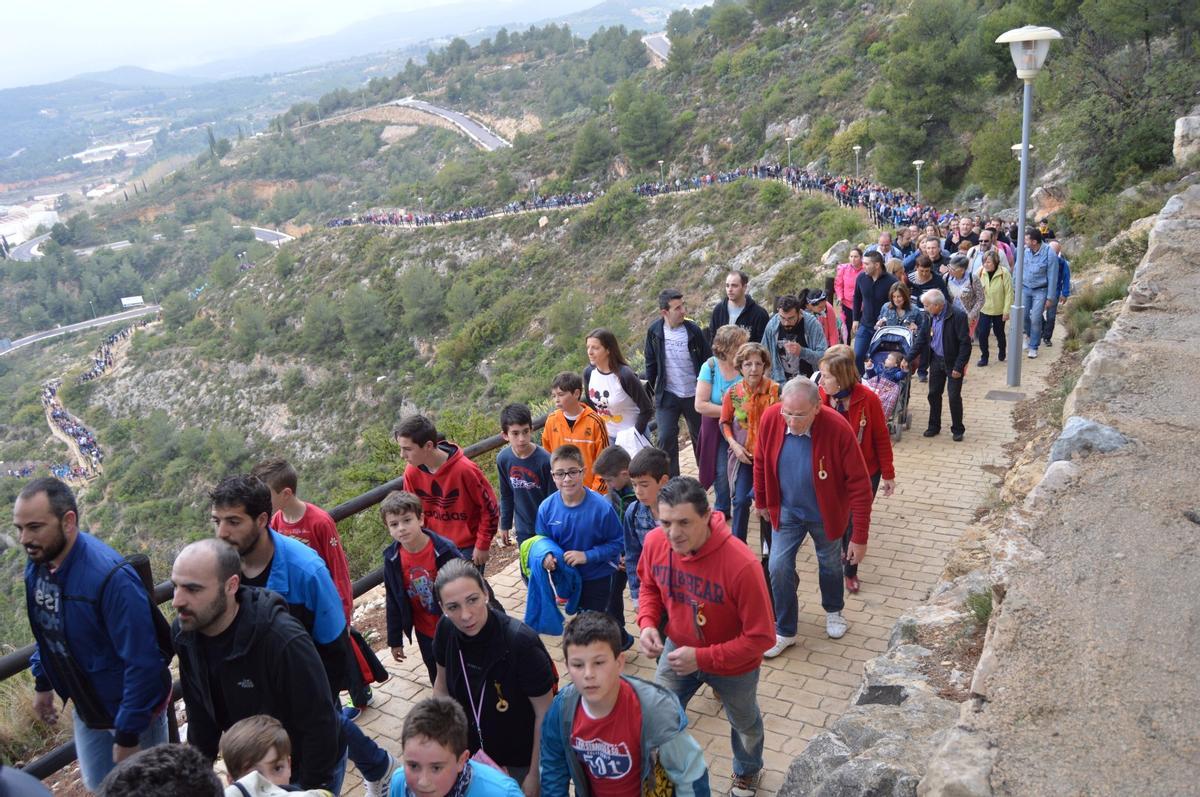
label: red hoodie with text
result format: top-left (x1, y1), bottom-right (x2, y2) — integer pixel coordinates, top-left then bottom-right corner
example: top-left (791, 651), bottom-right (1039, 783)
top-left (402, 442), bottom-right (499, 552)
top-left (635, 511), bottom-right (775, 676)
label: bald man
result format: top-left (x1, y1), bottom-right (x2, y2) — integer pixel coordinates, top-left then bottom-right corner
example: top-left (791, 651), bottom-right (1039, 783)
top-left (171, 539), bottom-right (344, 791)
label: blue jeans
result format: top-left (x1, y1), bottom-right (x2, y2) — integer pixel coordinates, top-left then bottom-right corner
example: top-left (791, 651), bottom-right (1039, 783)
top-left (655, 391), bottom-right (703, 477)
top-left (655, 639), bottom-right (764, 777)
top-left (769, 513), bottom-right (844, 637)
top-left (853, 323), bottom-right (873, 374)
top-left (729, 461), bottom-right (755, 542)
top-left (457, 546), bottom-right (483, 575)
top-left (343, 714), bottom-right (391, 783)
top-left (74, 707), bottom-right (169, 791)
top-left (714, 436), bottom-right (731, 515)
top-left (329, 750), bottom-right (350, 795)
top-left (1022, 285), bottom-right (1048, 351)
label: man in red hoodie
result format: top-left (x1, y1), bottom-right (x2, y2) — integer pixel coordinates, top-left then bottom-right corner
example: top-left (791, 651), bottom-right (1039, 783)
top-left (636, 477), bottom-right (775, 797)
top-left (754, 377), bottom-right (874, 658)
top-left (395, 415), bottom-right (499, 572)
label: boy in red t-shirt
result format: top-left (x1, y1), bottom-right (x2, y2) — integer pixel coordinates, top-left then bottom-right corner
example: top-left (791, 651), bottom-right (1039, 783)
top-left (380, 490), bottom-right (468, 687)
top-left (252, 457), bottom-right (383, 718)
top-left (539, 612), bottom-right (709, 797)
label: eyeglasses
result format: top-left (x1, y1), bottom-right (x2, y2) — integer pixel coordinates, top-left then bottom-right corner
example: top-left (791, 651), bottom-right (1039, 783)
top-left (551, 468), bottom-right (584, 480)
top-left (780, 410), bottom-right (813, 421)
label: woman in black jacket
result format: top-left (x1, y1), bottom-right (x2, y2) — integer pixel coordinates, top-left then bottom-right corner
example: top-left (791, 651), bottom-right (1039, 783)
top-left (432, 560), bottom-right (556, 796)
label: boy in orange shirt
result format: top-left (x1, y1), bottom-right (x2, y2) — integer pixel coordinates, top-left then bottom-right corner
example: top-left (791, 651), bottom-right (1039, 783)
top-left (541, 372), bottom-right (610, 494)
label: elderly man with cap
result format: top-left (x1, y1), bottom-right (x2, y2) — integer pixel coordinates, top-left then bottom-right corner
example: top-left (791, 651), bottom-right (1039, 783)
top-left (912, 289), bottom-right (972, 441)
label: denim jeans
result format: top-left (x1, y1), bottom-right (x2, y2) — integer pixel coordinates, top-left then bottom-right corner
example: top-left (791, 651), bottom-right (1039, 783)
top-left (1022, 285), bottom-right (1048, 351)
top-left (853, 323), bottom-right (873, 374)
top-left (729, 460), bottom-right (755, 542)
top-left (74, 707), bottom-right (169, 791)
top-left (769, 513), bottom-right (844, 637)
top-left (343, 714), bottom-right (391, 782)
top-left (329, 750), bottom-right (351, 795)
top-left (655, 391), bottom-right (703, 477)
top-left (714, 436), bottom-right (731, 515)
top-left (457, 546), bottom-right (483, 576)
top-left (655, 638), bottom-right (764, 777)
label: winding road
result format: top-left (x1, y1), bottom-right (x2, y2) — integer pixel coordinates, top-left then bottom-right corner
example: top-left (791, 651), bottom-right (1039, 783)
top-left (8, 225), bottom-right (293, 263)
top-left (394, 97), bottom-right (511, 151)
top-left (0, 306), bottom-right (161, 357)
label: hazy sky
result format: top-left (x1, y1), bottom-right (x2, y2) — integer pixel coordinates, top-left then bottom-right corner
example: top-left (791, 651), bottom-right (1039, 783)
top-left (2, 0), bottom-right (454, 89)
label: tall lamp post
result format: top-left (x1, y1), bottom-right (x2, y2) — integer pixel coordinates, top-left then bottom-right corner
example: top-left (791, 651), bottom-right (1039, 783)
top-left (853, 145), bottom-right (862, 180)
top-left (912, 160), bottom-right (924, 203)
top-left (657, 159), bottom-right (665, 187)
top-left (785, 136), bottom-right (793, 168)
top-left (997, 25), bottom-right (1061, 387)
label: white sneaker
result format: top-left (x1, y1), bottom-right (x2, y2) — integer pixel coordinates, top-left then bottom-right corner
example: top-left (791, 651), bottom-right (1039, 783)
top-left (763, 634), bottom-right (797, 658)
top-left (826, 612), bottom-right (848, 639)
top-left (364, 752), bottom-right (396, 797)
top-left (1027, 349), bottom-right (1038, 359)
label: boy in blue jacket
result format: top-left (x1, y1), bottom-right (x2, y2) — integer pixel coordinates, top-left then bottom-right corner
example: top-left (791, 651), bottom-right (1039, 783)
top-left (537, 445), bottom-right (624, 625)
top-left (389, 696), bottom-right (523, 797)
top-left (539, 612), bottom-right (710, 797)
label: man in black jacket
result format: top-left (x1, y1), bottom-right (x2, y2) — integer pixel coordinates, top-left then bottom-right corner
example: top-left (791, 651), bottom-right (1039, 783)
top-left (171, 539), bottom-right (344, 791)
top-left (912, 290), bottom-right (972, 441)
top-left (710, 270), bottom-right (770, 343)
top-left (645, 289), bottom-right (712, 477)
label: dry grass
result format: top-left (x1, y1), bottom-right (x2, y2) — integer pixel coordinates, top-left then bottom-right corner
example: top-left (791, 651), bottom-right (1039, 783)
top-left (0, 670), bottom-right (71, 767)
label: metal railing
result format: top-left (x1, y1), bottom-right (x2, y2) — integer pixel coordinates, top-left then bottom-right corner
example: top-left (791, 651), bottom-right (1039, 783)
top-left (4, 414), bottom-right (548, 779)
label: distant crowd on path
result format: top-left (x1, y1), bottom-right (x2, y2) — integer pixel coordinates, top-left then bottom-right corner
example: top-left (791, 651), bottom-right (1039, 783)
top-left (324, 192), bottom-right (599, 229)
top-left (77, 319), bottom-right (154, 385)
top-left (14, 174), bottom-right (1076, 797)
top-left (41, 383), bottom-right (104, 476)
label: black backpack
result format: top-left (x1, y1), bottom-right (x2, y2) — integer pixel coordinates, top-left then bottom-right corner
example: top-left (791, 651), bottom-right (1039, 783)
top-left (96, 553), bottom-right (176, 668)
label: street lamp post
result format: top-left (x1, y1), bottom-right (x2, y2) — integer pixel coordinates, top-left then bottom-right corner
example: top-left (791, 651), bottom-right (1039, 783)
top-left (912, 160), bottom-right (925, 203)
top-left (657, 159), bottom-right (665, 187)
top-left (785, 136), bottom-right (794, 168)
top-left (853, 145), bottom-right (862, 180)
top-left (997, 25), bottom-right (1062, 387)
top-left (89, 300), bottom-right (96, 320)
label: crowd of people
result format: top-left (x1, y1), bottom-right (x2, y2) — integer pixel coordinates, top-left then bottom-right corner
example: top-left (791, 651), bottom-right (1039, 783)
top-left (2, 464), bottom-right (36, 478)
top-left (41, 382), bottom-right (104, 476)
top-left (77, 320), bottom-right (154, 385)
top-left (324, 191), bottom-right (600, 229)
top-left (11, 164), bottom-right (1077, 797)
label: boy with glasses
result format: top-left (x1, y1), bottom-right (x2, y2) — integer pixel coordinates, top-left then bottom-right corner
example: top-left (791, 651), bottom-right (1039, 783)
top-left (537, 445), bottom-right (628, 642)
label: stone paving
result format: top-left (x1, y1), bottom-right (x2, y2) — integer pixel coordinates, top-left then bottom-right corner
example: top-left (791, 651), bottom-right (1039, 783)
top-left (345, 340), bottom-right (1058, 796)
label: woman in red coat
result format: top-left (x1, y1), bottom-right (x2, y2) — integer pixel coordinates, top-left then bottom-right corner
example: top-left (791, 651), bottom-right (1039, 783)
top-left (817, 345), bottom-right (896, 593)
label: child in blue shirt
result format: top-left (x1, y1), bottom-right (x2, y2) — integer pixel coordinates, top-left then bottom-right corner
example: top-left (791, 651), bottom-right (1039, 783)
top-left (623, 447), bottom-right (671, 610)
top-left (388, 697), bottom-right (522, 797)
top-left (537, 445), bottom-right (624, 624)
top-left (495, 403), bottom-right (555, 548)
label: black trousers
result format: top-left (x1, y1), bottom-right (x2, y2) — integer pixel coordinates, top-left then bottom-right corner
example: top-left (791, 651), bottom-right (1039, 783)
top-left (976, 313), bottom-right (1007, 361)
top-left (927, 355), bottom-right (965, 435)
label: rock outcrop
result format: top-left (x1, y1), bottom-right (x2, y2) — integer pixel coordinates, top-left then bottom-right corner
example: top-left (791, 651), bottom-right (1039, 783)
top-left (1174, 106), bottom-right (1200, 165)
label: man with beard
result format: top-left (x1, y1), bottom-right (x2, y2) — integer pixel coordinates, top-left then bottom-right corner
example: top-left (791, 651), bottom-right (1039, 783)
top-left (171, 538), bottom-right (343, 791)
top-left (761, 294), bottom-right (827, 384)
top-left (15, 478), bottom-right (171, 791)
top-left (208, 475), bottom-right (395, 795)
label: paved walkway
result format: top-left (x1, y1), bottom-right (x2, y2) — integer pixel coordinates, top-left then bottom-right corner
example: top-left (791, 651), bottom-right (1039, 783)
top-left (347, 343), bottom-right (1058, 795)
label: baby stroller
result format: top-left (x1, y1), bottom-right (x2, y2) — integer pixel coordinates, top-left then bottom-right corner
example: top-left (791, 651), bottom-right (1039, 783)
top-left (864, 325), bottom-right (913, 442)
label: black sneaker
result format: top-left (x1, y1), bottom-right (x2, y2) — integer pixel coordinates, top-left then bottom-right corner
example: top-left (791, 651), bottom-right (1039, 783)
top-left (1043, 338), bottom-right (1053, 347)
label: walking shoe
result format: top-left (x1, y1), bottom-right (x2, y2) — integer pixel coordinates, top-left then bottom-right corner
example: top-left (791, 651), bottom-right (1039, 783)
top-left (998, 354), bottom-right (1007, 362)
top-left (952, 432), bottom-right (964, 442)
top-left (730, 772), bottom-right (760, 797)
top-left (1027, 349), bottom-right (1038, 359)
top-left (918, 372), bottom-right (928, 382)
top-left (826, 612), bottom-right (848, 639)
top-left (1043, 338), bottom-right (1053, 347)
top-left (845, 574), bottom-right (860, 593)
top-left (763, 634), bottom-right (797, 658)
top-left (976, 357), bottom-right (988, 367)
top-left (364, 752), bottom-right (396, 797)
top-left (923, 428), bottom-right (939, 437)
top-left (341, 704), bottom-right (362, 722)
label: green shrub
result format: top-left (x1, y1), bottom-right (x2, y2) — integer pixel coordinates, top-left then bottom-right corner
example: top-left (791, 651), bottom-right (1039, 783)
top-left (966, 589), bottom-right (993, 627)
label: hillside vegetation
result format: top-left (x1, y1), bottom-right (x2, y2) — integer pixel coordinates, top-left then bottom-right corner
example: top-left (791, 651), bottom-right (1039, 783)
top-left (1, 0), bottom-right (1197, 656)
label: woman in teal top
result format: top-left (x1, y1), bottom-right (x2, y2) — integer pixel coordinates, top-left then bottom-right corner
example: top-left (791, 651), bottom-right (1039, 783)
top-left (694, 324), bottom-right (748, 517)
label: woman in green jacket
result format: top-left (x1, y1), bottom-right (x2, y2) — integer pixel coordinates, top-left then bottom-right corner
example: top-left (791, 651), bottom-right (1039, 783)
top-left (975, 250), bottom-right (1014, 366)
